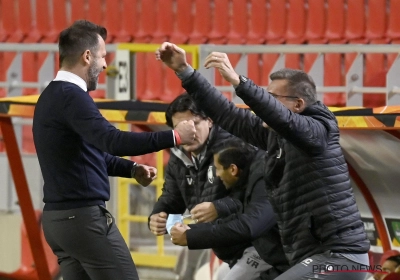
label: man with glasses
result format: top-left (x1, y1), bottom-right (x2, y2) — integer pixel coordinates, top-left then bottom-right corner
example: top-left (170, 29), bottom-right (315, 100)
top-left (156, 42), bottom-right (370, 280)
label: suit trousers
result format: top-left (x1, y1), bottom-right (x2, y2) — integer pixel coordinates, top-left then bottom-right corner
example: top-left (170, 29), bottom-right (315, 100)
top-left (42, 205), bottom-right (138, 280)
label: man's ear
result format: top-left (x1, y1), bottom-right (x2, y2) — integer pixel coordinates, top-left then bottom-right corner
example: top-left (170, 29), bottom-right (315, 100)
top-left (230, 164), bottom-right (239, 176)
top-left (82, 50), bottom-right (91, 65)
top-left (207, 117), bottom-right (213, 128)
top-left (295, 98), bottom-right (306, 113)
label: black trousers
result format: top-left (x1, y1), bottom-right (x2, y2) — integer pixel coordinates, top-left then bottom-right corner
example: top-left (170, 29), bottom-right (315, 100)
top-left (42, 205), bottom-right (138, 280)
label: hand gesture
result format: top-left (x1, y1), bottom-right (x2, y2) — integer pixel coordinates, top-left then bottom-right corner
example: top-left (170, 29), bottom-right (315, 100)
top-left (174, 120), bottom-right (196, 145)
top-left (149, 212), bottom-right (167, 235)
top-left (134, 164), bottom-right (157, 186)
top-left (190, 202), bottom-right (218, 223)
top-left (155, 42), bottom-right (189, 73)
top-left (170, 223), bottom-right (190, 246)
top-left (204, 52), bottom-right (240, 86)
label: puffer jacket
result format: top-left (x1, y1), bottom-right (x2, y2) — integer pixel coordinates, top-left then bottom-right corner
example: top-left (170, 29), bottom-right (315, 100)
top-left (182, 71), bottom-right (370, 266)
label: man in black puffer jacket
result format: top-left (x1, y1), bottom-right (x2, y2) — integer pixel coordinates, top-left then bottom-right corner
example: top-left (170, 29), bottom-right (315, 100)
top-left (170, 140), bottom-right (289, 280)
top-left (156, 42), bottom-right (370, 280)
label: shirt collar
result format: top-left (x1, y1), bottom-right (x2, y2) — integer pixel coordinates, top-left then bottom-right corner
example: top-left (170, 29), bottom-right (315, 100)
top-left (53, 70), bottom-right (87, 92)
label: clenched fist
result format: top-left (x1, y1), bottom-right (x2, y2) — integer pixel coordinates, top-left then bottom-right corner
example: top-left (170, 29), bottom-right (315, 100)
top-left (174, 120), bottom-right (196, 145)
top-left (155, 42), bottom-right (189, 73)
top-left (149, 212), bottom-right (167, 235)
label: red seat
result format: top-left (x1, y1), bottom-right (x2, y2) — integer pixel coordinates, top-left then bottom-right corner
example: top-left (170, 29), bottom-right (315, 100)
top-left (286, 0), bottom-right (306, 43)
top-left (285, 0), bottom-right (306, 69)
top-left (142, 52), bottom-right (164, 101)
top-left (169, 0), bottom-right (194, 44)
top-left (227, 0), bottom-right (248, 45)
top-left (43, 0), bottom-right (68, 43)
top-left (247, 54), bottom-right (262, 86)
top-left (70, 0), bottom-right (87, 22)
top-left (325, 0), bottom-right (346, 42)
top-left (219, 0), bottom-right (250, 98)
top-left (23, 0), bottom-right (49, 96)
top-left (262, 0), bottom-right (286, 80)
top-left (114, 0), bottom-right (138, 42)
top-left (247, 0), bottom-right (268, 44)
top-left (17, 0), bottom-right (48, 153)
top-left (207, 0), bottom-right (231, 97)
top-left (1, 0), bottom-right (25, 42)
top-left (0, 0), bottom-right (22, 97)
top-left (132, 0), bottom-right (157, 100)
top-left (266, 0), bottom-right (287, 43)
top-left (345, 0), bottom-right (366, 42)
top-left (260, 53), bottom-right (279, 87)
top-left (324, 52), bottom-right (345, 106)
top-left (133, 53), bottom-right (147, 101)
top-left (387, 0), bottom-right (400, 40)
top-left (81, 0), bottom-right (107, 98)
top-left (104, 0), bottom-right (122, 43)
top-left (86, 0), bottom-right (103, 26)
top-left (304, 0), bottom-right (326, 42)
top-left (365, 0), bottom-right (387, 41)
top-left (190, 0), bottom-right (212, 44)
top-left (387, 0), bottom-right (400, 71)
top-left (152, 0), bottom-right (174, 43)
top-left (303, 0), bottom-right (327, 72)
top-left (208, 0), bottom-right (229, 44)
top-left (363, 39), bottom-right (387, 107)
top-left (246, 0), bottom-right (266, 84)
top-left (0, 0), bottom-right (17, 42)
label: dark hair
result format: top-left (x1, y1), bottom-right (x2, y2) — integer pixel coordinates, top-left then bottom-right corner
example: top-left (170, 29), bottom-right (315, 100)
top-left (165, 93), bottom-right (208, 128)
top-left (58, 20), bottom-right (107, 67)
top-left (270, 68), bottom-right (317, 104)
top-left (212, 139), bottom-right (257, 170)
top-left (386, 255), bottom-right (400, 265)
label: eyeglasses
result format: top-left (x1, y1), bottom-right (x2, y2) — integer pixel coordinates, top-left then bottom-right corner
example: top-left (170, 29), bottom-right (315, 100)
top-left (269, 92), bottom-right (299, 100)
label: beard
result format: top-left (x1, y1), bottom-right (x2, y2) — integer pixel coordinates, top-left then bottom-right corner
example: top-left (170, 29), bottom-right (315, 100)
top-left (87, 60), bottom-right (102, 91)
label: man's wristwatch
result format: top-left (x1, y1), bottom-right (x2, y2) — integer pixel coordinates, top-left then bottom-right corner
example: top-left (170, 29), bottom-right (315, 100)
top-left (131, 162), bottom-right (138, 178)
top-left (238, 75), bottom-right (248, 86)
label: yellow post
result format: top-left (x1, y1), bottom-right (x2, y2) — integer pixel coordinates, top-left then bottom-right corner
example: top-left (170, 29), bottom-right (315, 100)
top-left (117, 123), bottom-right (131, 243)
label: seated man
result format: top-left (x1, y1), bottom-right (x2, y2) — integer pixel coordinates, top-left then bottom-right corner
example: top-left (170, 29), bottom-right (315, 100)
top-left (149, 94), bottom-right (250, 279)
top-left (373, 255), bottom-right (400, 280)
top-left (170, 139), bottom-right (289, 280)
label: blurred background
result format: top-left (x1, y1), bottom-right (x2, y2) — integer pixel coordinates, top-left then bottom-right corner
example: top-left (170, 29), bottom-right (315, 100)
top-left (1, 0), bottom-right (400, 279)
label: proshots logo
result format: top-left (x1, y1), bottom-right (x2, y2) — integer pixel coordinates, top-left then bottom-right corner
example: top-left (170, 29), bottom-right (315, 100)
top-left (301, 258), bottom-right (385, 274)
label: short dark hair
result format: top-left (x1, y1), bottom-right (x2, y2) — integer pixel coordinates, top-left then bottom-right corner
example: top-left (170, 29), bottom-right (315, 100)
top-left (212, 139), bottom-right (257, 170)
top-left (386, 255), bottom-right (400, 266)
top-left (58, 20), bottom-right (107, 67)
top-left (165, 93), bottom-right (208, 128)
top-left (270, 68), bottom-right (317, 104)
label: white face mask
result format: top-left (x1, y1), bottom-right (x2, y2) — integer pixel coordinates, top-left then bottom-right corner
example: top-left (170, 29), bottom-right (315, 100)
top-left (166, 214), bottom-right (183, 235)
